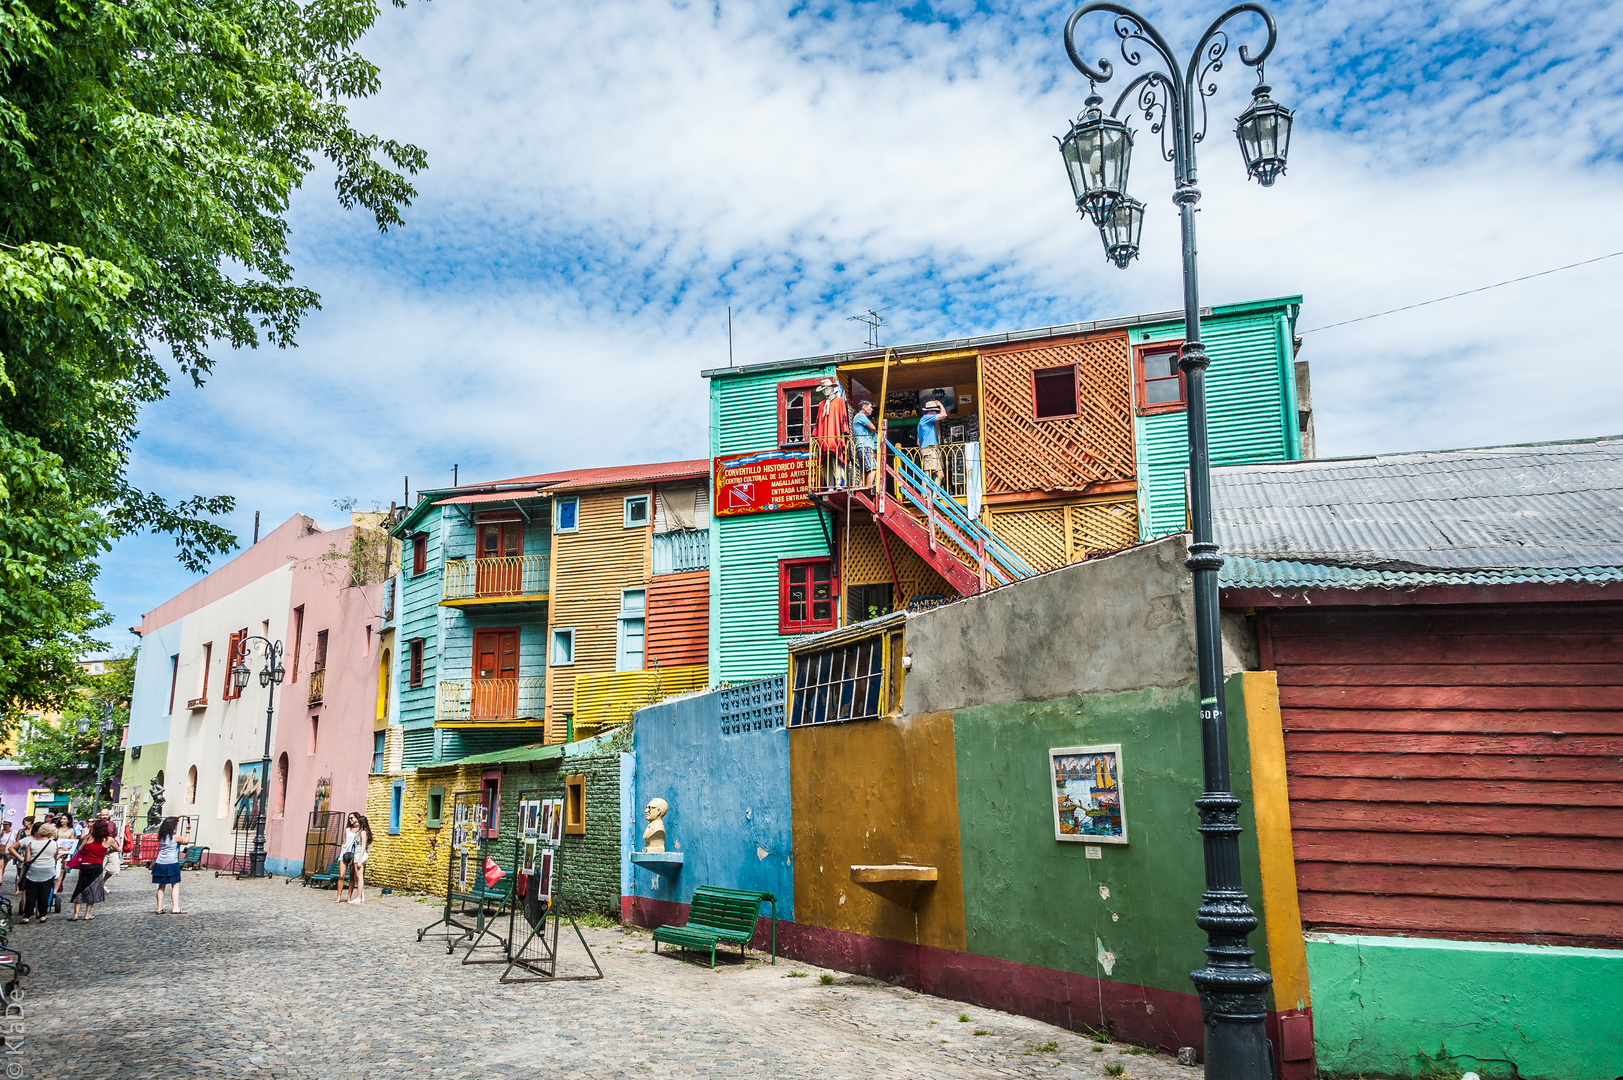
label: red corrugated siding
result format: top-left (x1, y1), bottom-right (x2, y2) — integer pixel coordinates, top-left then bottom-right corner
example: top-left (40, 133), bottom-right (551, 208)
top-left (1264, 602), bottom-right (1623, 949)
top-left (647, 570), bottom-right (709, 669)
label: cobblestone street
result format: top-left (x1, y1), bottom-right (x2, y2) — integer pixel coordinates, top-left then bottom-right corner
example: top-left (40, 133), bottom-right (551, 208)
top-left (15, 871), bottom-right (1202, 1080)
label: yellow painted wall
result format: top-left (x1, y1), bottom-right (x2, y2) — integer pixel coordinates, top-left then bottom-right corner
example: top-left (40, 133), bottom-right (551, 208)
top-left (788, 710), bottom-right (967, 951)
top-left (545, 486), bottom-right (653, 733)
top-left (363, 764), bottom-right (486, 896)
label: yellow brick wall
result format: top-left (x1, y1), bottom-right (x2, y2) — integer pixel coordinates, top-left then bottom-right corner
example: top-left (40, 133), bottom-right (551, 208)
top-left (363, 765), bottom-right (486, 896)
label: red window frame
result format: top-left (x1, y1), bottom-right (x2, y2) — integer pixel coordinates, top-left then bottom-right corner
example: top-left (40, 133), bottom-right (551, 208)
top-left (779, 557), bottom-right (839, 634)
top-left (1031, 364), bottom-right (1081, 420)
top-left (412, 533), bottom-right (428, 575)
top-left (481, 770), bottom-right (502, 839)
top-left (777, 379), bottom-right (823, 448)
top-left (222, 629), bottom-right (247, 700)
top-left (408, 638), bottom-right (425, 687)
top-left (1135, 341), bottom-right (1187, 415)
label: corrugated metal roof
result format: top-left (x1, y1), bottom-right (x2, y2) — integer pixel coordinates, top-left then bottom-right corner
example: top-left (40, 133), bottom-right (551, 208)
top-left (434, 488), bottom-right (547, 506)
top-left (435, 741), bottom-right (562, 766)
top-left (1212, 436), bottom-right (1623, 587)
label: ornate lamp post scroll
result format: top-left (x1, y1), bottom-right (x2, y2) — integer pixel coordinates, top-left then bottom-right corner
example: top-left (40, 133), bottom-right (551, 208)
top-left (1056, 5), bottom-right (1294, 1078)
top-left (231, 637), bottom-right (286, 878)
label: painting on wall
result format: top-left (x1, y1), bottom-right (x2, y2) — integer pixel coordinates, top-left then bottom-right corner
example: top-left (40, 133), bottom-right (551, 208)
top-left (313, 777), bottom-right (332, 816)
top-left (233, 762), bottom-right (265, 832)
top-left (918, 386), bottom-right (958, 415)
top-left (1049, 744), bottom-right (1127, 844)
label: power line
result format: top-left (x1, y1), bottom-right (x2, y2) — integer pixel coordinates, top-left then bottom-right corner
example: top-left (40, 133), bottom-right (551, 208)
top-left (1300, 250), bottom-right (1623, 334)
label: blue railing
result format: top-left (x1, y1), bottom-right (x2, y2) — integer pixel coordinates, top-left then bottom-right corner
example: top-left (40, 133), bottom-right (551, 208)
top-left (884, 440), bottom-right (1038, 586)
top-left (652, 529), bottom-right (710, 575)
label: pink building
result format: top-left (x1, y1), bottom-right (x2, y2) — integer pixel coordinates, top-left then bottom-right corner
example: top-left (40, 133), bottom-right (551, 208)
top-left (126, 513), bottom-right (393, 874)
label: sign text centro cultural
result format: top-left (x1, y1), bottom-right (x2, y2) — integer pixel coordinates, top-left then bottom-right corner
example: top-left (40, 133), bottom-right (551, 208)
top-left (714, 450), bottom-right (813, 516)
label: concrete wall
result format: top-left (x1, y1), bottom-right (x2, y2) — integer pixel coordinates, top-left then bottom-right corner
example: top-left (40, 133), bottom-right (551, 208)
top-left (1305, 933), bottom-right (1623, 1080)
top-left (628, 689), bottom-right (794, 923)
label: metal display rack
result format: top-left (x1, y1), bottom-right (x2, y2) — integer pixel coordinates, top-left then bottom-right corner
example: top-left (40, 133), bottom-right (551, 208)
top-left (417, 790), bottom-right (506, 957)
top-left (500, 790), bottom-right (601, 983)
top-left (217, 816), bottom-right (261, 877)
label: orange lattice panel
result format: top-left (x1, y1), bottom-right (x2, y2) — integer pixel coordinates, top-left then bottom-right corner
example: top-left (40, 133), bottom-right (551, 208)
top-left (1070, 495), bottom-right (1139, 558)
top-left (988, 505), bottom-right (1069, 573)
top-left (980, 332), bottom-right (1134, 496)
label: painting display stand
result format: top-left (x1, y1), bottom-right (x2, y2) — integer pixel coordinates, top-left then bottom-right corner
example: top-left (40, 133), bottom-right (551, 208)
top-left (500, 791), bottom-right (601, 983)
top-left (417, 790), bottom-right (495, 947)
top-left (217, 817), bottom-right (261, 877)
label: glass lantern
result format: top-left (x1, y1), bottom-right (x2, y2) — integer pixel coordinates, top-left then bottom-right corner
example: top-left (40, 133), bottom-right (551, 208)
top-left (1099, 196), bottom-right (1146, 269)
top-left (1059, 95), bottom-right (1134, 226)
top-left (1235, 82), bottom-right (1294, 187)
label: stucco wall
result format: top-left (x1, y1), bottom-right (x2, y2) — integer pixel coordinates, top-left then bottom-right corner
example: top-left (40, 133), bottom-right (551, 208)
top-left (1305, 933), bottom-right (1623, 1080)
top-left (630, 690), bottom-right (794, 917)
top-left (789, 709), bottom-right (965, 951)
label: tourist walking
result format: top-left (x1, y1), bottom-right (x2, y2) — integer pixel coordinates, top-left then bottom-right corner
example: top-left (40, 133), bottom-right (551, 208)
top-left (151, 817), bottom-right (184, 914)
top-left (8, 818), bottom-right (33, 894)
top-left (18, 822), bottom-right (60, 923)
top-left (0, 819), bottom-right (14, 885)
top-left (336, 812), bottom-right (373, 904)
top-left (69, 821), bottom-right (112, 920)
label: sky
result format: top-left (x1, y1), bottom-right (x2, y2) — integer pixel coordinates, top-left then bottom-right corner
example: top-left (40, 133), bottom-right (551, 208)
top-left (99, 0), bottom-right (1623, 649)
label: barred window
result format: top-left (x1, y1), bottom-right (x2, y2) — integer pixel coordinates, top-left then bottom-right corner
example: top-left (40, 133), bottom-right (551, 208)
top-left (789, 625), bottom-right (903, 726)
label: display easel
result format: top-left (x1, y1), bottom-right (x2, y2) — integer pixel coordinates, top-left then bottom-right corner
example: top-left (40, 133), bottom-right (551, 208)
top-left (500, 790), bottom-right (602, 983)
top-left (417, 790), bottom-right (503, 952)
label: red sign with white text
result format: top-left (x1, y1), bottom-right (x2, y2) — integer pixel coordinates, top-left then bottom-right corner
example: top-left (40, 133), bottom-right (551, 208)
top-left (714, 450), bottom-right (813, 516)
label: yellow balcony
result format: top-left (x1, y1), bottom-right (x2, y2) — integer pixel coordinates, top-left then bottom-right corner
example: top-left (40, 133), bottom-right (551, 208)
top-left (440, 555), bottom-right (549, 608)
top-left (572, 665), bottom-right (708, 737)
top-left (435, 676), bottom-right (546, 728)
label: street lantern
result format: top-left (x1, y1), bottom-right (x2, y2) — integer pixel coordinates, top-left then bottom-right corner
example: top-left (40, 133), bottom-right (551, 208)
top-left (1099, 195), bottom-right (1146, 268)
top-left (1058, 93), bottom-right (1133, 226)
top-left (232, 662), bottom-right (252, 692)
top-left (1235, 80), bottom-right (1294, 186)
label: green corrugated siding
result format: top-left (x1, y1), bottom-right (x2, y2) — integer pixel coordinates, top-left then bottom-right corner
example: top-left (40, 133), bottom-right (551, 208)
top-left (439, 728), bottom-right (540, 762)
top-left (401, 726), bottom-right (436, 768)
top-left (709, 362), bottom-right (834, 680)
top-left (1134, 309), bottom-right (1298, 539)
top-left (398, 505), bottom-right (443, 728)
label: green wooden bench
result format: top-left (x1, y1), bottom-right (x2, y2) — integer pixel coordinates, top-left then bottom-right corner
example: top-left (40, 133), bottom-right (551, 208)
top-left (450, 872), bottom-right (514, 916)
top-left (180, 845), bottom-right (209, 871)
top-left (306, 857), bottom-right (342, 888)
top-left (652, 886), bottom-right (776, 968)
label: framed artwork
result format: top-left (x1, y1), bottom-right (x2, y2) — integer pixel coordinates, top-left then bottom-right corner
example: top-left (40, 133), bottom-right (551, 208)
top-left (919, 386), bottom-right (958, 414)
top-left (522, 836), bottom-right (538, 875)
top-left (547, 798), bottom-right (564, 846)
top-left (539, 800), bottom-right (552, 841)
top-left (524, 800), bottom-right (541, 837)
top-left (536, 849), bottom-right (553, 904)
top-left (1049, 744), bottom-right (1127, 844)
top-left (457, 852), bottom-right (470, 889)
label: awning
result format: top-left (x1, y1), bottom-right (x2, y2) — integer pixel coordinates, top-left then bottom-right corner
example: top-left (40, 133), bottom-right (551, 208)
top-left (440, 742), bottom-right (563, 767)
top-left (434, 489), bottom-right (547, 506)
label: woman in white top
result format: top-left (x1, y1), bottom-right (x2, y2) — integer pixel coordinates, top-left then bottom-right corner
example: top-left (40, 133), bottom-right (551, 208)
top-left (151, 817), bottom-right (185, 914)
top-left (18, 822), bottom-right (60, 923)
top-left (335, 813), bottom-right (373, 904)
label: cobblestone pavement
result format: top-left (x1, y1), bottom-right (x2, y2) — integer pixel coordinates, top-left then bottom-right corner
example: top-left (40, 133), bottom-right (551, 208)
top-left (15, 872), bottom-right (1201, 1080)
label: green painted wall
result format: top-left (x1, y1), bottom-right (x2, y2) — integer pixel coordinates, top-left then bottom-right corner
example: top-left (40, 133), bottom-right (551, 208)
top-left (708, 362), bottom-right (834, 681)
top-left (119, 742), bottom-right (168, 817)
top-left (954, 676), bottom-right (1274, 1001)
top-left (1305, 933), bottom-right (1623, 1080)
top-left (1133, 302), bottom-right (1301, 538)
top-left (495, 744), bottom-right (623, 916)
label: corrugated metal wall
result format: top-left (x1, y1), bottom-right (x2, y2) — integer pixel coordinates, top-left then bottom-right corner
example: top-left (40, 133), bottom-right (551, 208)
top-left (647, 570), bottom-right (710, 667)
top-left (709, 363), bottom-right (834, 682)
top-left (1134, 308), bottom-right (1298, 538)
top-left (546, 486), bottom-right (653, 729)
top-left (1264, 602), bottom-right (1623, 948)
top-left (397, 505), bottom-right (443, 731)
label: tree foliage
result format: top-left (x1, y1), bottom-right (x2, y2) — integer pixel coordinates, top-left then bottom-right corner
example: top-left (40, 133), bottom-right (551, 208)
top-left (0, 0), bottom-right (425, 719)
top-left (14, 653), bottom-right (134, 812)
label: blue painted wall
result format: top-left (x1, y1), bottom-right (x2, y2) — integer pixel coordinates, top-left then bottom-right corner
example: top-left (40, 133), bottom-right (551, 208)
top-left (630, 689), bottom-right (794, 917)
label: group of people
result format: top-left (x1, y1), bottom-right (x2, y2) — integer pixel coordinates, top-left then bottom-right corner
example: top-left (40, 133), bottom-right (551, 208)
top-left (812, 376), bottom-right (951, 490)
top-left (0, 809), bottom-right (125, 922)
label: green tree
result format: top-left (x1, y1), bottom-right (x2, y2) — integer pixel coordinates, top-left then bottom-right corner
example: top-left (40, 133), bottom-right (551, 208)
top-left (14, 654), bottom-right (134, 813)
top-left (0, 0), bottom-right (426, 721)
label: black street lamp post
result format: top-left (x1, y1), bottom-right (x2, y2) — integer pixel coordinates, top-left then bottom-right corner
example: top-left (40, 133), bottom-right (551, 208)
top-left (1056, 5), bottom-right (1294, 1078)
top-left (77, 699), bottom-right (119, 817)
top-left (231, 637), bottom-right (286, 878)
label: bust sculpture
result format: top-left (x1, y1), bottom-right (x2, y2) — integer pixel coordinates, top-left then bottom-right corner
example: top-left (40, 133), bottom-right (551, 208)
top-left (642, 798), bottom-right (668, 854)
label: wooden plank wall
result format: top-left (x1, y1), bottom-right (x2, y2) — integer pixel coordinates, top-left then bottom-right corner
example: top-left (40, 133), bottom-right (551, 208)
top-left (646, 570), bottom-right (709, 668)
top-left (1263, 602), bottom-right (1623, 948)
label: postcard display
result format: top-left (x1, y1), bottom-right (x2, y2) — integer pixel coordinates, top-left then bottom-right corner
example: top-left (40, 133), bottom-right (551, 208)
top-left (417, 790), bottom-right (506, 957)
top-left (500, 791), bottom-right (602, 983)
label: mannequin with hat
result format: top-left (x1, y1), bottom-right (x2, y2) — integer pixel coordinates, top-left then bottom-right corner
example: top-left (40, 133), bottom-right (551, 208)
top-left (814, 377), bottom-right (849, 488)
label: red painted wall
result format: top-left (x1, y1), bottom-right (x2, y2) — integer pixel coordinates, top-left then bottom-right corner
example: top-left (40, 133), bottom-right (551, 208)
top-left (646, 570), bottom-right (709, 668)
top-left (1261, 600), bottom-right (1623, 948)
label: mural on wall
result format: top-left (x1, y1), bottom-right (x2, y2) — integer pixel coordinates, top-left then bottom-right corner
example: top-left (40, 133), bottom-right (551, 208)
top-left (233, 762), bottom-right (264, 831)
top-left (714, 450), bottom-right (813, 516)
top-left (313, 777), bottom-right (332, 815)
top-left (1049, 745), bottom-right (1127, 843)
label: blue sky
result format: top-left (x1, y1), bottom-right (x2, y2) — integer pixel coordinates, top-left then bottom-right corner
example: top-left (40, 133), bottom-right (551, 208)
top-left (99, 0), bottom-right (1623, 649)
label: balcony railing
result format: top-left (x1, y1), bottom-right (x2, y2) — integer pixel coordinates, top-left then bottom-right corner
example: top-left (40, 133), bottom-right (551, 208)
top-left (441, 554), bottom-right (549, 604)
top-left (307, 668), bottom-right (325, 705)
top-left (652, 529), bottom-right (710, 575)
top-left (436, 677), bottom-right (545, 725)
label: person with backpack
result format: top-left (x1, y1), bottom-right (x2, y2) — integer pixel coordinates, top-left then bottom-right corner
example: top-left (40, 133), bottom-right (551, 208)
top-left (151, 817), bottom-right (185, 915)
top-left (18, 822), bottom-right (60, 923)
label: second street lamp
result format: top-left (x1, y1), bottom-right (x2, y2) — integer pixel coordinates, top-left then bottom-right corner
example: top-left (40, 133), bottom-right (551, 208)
top-left (76, 700), bottom-right (118, 817)
top-left (1056, 3), bottom-right (1294, 1078)
top-left (231, 636), bottom-right (285, 878)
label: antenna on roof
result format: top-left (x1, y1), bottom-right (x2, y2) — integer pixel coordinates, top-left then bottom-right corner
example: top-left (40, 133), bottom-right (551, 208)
top-left (404, 475), bottom-right (410, 507)
top-left (728, 305), bottom-right (734, 367)
top-left (253, 511), bottom-right (260, 545)
top-left (453, 464), bottom-right (459, 487)
top-left (849, 308), bottom-right (887, 349)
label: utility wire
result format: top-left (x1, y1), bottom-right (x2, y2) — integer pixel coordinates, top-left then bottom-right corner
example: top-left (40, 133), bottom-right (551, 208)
top-left (1300, 250), bottom-right (1623, 334)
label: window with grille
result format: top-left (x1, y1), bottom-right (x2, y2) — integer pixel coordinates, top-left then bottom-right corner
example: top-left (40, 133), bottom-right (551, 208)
top-left (779, 557), bottom-right (837, 633)
top-left (789, 625), bottom-right (904, 727)
top-left (777, 379), bottom-right (822, 447)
